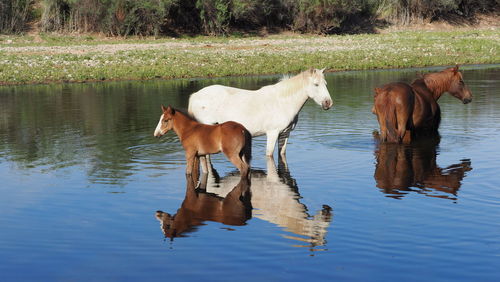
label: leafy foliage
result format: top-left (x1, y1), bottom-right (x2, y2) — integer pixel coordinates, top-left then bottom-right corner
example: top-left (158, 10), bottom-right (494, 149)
top-left (0, 0), bottom-right (34, 33)
top-left (1, 0), bottom-right (498, 35)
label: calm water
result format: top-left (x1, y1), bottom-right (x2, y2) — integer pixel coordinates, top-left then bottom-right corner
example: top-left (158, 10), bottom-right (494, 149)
top-left (0, 66), bottom-right (499, 281)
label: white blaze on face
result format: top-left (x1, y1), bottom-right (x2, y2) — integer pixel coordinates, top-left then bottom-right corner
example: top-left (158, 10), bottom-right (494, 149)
top-left (154, 113), bottom-right (165, 137)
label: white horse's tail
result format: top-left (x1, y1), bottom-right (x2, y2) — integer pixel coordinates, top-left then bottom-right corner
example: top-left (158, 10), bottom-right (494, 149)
top-left (187, 94), bottom-right (196, 117)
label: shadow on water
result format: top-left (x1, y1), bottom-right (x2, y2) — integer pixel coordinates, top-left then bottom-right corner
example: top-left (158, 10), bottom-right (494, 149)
top-left (373, 135), bottom-right (472, 200)
top-left (156, 157), bottom-right (333, 252)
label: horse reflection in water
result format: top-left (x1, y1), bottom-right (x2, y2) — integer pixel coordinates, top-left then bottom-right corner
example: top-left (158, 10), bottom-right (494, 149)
top-left (205, 158), bottom-right (332, 250)
top-left (155, 174), bottom-right (252, 239)
top-left (156, 158), bottom-right (332, 250)
top-left (374, 136), bottom-right (472, 200)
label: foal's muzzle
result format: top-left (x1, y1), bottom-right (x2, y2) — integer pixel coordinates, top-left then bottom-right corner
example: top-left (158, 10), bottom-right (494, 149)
top-left (463, 98), bottom-right (472, 104)
top-left (322, 100), bottom-right (333, 110)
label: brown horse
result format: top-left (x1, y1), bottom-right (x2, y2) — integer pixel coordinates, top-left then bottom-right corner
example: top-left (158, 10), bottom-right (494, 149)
top-left (155, 174), bottom-right (251, 239)
top-left (373, 83), bottom-right (415, 143)
top-left (373, 65), bottom-right (473, 143)
top-left (154, 105), bottom-right (251, 178)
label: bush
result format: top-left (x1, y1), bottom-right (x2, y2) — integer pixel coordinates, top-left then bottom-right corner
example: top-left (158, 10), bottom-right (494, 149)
top-left (195, 0), bottom-right (231, 35)
top-left (40, 0), bottom-right (178, 36)
top-left (3, 0), bottom-right (499, 35)
top-left (0, 0), bottom-right (34, 33)
top-left (371, 0), bottom-right (498, 24)
top-left (290, 0), bottom-right (366, 33)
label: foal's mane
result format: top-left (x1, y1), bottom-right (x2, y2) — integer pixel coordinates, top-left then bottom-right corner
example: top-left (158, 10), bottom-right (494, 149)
top-left (171, 107), bottom-right (199, 122)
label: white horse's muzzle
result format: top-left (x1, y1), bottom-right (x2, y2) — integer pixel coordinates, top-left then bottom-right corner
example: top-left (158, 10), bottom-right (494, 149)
top-left (322, 99), bottom-right (333, 110)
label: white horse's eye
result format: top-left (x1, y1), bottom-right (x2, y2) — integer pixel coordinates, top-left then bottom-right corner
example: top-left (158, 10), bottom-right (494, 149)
top-left (314, 83), bottom-right (319, 87)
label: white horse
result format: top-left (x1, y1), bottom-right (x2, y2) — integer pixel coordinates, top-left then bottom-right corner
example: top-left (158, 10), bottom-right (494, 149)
top-left (188, 68), bottom-right (333, 158)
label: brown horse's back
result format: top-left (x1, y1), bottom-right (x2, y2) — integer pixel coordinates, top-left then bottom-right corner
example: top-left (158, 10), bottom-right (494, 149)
top-left (411, 78), bottom-right (441, 132)
top-left (374, 82), bottom-right (414, 143)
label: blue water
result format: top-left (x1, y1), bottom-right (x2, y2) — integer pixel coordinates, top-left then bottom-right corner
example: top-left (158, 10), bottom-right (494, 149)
top-left (0, 66), bottom-right (499, 281)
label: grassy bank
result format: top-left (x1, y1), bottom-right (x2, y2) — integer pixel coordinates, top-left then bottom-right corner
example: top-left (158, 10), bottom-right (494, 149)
top-left (0, 29), bottom-right (498, 85)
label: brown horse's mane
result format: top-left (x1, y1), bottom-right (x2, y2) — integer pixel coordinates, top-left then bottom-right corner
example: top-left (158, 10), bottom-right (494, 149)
top-left (412, 68), bottom-right (457, 99)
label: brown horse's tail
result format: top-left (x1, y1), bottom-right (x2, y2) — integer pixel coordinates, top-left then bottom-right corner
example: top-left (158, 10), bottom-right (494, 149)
top-left (383, 96), bottom-right (399, 143)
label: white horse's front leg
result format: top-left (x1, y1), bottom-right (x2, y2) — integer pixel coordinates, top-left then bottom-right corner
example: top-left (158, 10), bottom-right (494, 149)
top-left (266, 130), bottom-right (280, 157)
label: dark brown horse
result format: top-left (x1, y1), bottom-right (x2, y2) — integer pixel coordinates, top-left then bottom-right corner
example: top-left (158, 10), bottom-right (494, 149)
top-left (373, 65), bottom-right (472, 143)
top-left (373, 137), bottom-right (472, 200)
top-left (154, 105), bottom-right (252, 178)
top-left (155, 174), bottom-right (252, 239)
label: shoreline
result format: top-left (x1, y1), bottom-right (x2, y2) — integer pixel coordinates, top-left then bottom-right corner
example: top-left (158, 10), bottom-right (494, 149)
top-left (1, 29), bottom-right (498, 86)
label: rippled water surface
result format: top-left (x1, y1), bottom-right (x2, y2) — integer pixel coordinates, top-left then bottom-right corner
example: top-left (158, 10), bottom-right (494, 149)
top-left (1, 66), bottom-right (499, 281)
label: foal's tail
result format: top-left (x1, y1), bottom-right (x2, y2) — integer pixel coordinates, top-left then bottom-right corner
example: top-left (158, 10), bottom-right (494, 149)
top-left (241, 129), bottom-right (252, 165)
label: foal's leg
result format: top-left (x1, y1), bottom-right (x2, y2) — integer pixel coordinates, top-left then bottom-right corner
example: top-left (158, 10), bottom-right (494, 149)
top-left (225, 151), bottom-right (249, 178)
top-left (185, 151), bottom-right (197, 175)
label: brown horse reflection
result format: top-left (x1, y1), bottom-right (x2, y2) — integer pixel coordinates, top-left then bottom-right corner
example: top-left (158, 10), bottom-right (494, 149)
top-left (205, 158), bottom-right (333, 250)
top-left (155, 174), bottom-right (251, 239)
top-left (373, 65), bottom-right (472, 143)
top-left (374, 137), bottom-right (472, 200)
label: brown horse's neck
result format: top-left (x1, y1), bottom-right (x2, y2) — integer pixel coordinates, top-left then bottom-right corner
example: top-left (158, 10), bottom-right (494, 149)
top-left (172, 110), bottom-right (198, 141)
top-left (422, 71), bottom-right (453, 101)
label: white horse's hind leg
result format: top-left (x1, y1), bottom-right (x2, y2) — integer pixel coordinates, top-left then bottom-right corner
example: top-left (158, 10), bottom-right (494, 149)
top-left (266, 130), bottom-right (280, 157)
top-left (200, 156), bottom-right (209, 174)
top-left (278, 115), bottom-right (298, 157)
top-left (278, 132), bottom-right (289, 156)
top-left (278, 134), bottom-right (289, 166)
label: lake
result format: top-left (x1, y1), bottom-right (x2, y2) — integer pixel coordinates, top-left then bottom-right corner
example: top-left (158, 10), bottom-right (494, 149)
top-left (0, 65), bottom-right (499, 281)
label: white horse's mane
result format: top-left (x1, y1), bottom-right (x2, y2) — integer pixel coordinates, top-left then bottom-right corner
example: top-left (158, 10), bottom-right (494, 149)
top-left (273, 69), bottom-right (313, 97)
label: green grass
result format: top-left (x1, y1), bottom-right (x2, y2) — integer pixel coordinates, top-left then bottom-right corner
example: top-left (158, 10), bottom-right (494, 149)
top-left (0, 29), bottom-right (498, 85)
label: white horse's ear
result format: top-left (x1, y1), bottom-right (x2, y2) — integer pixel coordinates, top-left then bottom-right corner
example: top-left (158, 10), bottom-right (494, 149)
top-left (320, 67), bottom-right (326, 73)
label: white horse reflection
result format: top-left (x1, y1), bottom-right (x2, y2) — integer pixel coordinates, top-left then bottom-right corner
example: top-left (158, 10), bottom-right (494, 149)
top-left (205, 158), bottom-right (332, 249)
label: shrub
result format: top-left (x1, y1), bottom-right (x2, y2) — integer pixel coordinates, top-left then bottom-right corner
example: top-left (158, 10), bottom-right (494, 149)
top-left (0, 0), bottom-right (34, 33)
top-left (290, 0), bottom-right (366, 33)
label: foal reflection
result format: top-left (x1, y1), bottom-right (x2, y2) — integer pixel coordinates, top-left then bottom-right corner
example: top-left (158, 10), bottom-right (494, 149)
top-left (155, 174), bottom-right (251, 239)
top-left (374, 139), bottom-right (472, 200)
top-left (206, 157), bottom-right (333, 250)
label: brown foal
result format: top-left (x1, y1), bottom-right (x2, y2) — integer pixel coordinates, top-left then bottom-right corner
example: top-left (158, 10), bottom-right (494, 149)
top-left (154, 105), bottom-right (251, 178)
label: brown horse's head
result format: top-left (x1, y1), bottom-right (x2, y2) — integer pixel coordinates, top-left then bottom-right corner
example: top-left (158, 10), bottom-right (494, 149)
top-left (447, 65), bottom-right (472, 104)
top-left (153, 105), bottom-right (175, 137)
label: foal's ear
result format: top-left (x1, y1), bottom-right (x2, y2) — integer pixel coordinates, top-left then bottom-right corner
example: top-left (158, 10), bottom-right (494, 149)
top-left (161, 104), bottom-right (168, 112)
top-left (453, 65), bottom-right (460, 73)
top-left (374, 87), bottom-right (382, 96)
top-left (166, 106), bottom-right (175, 114)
